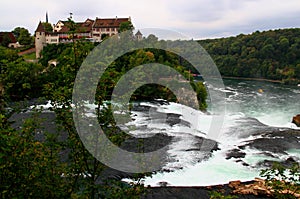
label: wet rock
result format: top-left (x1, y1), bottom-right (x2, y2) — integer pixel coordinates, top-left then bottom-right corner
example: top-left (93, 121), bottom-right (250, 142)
top-left (166, 113), bottom-right (188, 127)
top-left (257, 160), bottom-right (278, 167)
top-left (281, 157), bottom-right (298, 167)
top-left (226, 149), bottom-right (246, 159)
top-left (240, 130), bottom-right (300, 155)
top-left (120, 133), bottom-right (173, 153)
top-left (235, 159), bottom-right (250, 167)
top-left (257, 157), bottom-right (298, 168)
top-left (292, 114), bottom-right (300, 127)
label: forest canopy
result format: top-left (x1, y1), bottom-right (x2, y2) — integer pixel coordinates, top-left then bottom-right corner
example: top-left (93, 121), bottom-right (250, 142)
top-left (198, 28), bottom-right (300, 84)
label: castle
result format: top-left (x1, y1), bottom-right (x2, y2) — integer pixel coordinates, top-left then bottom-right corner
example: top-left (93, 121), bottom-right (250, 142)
top-left (35, 14), bottom-right (132, 58)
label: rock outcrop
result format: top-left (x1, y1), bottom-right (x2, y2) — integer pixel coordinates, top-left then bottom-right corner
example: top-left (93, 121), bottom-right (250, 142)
top-left (229, 178), bottom-right (300, 198)
top-left (229, 178), bottom-right (272, 196)
top-left (292, 114), bottom-right (300, 127)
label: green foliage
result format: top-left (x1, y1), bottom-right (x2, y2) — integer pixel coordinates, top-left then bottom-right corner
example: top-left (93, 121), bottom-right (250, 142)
top-left (22, 52), bottom-right (36, 60)
top-left (0, 46), bottom-right (18, 62)
top-left (0, 56), bottom-right (46, 100)
top-left (0, 46), bottom-right (47, 100)
top-left (96, 180), bottom-right (146, 199)
top-left (15, 27), bottom-right (32, 45)
top-left (42, 22), bottom-right (53, 32)
top-left (199, 28), bottom-right (300, 84)
top-left (0, 111), bottom-right (69, 198)
top-left (0, 33), bottom-right (12, 47)
top-left (191, 81), bottom-right (207, 110)
top-left (1, 31), bottom-right (209, 198)
top-left (119, 21), bottom-right (134, 33)
top-left (260, 163), bottom-right (300, 199)
top-left (40, 36), bottom-right (146, 198)
top-left (12, 27), bottom-right (25, 40)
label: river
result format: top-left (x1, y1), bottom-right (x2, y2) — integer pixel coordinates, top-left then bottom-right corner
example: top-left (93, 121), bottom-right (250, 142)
top-left (124, 79), bottom-right (300, 186)
top-left (17, 78), bottom-right (300, 186)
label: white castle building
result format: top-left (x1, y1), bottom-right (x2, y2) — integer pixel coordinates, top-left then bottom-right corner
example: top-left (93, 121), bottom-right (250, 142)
top-left (35, 15), bottom-right (132, 58)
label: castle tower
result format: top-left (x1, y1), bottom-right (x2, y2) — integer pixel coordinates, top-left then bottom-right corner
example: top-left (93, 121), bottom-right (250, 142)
top-left (35, 21), bottom-right (46, 59)
top-left (135, 30), bottom-right (143, 41)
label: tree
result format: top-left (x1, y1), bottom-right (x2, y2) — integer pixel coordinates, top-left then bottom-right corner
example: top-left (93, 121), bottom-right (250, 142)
top-left (0, 60), bottom-right (45, 100)
top-left (198, 28), bottom-right (300, 85)
top-left (119, 21), bottom-right (134, 33)
top-left (42, 22), bottom-right (53, 32)
top-left (0, 33), bottom-right (12, 47)
top-left (260, 163), bottom-right (300, 198)
top-left (101, 33), bottom-right (109, 40)
top-left (12, 27), bottom-right (24, 40)
top-left (18, 28), bottom-right (32, 45)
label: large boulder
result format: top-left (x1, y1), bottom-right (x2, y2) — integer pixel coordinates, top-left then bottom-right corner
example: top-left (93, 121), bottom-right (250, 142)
top-left (292, 114), bottom-right (300, 127)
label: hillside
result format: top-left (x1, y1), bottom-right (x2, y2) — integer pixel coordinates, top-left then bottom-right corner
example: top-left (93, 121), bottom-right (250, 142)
top-left (198, 28), bottom-right (300, 85)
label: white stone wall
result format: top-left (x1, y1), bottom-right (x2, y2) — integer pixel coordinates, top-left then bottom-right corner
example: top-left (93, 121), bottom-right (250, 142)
top-left (35, 31), bottom-right (46, 58)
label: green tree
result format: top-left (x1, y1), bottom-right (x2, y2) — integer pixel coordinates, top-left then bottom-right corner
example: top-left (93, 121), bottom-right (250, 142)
top-left (0, 33), bottom-right (12, 47)
top-left (18, 28), bottom-right (32, 45)
top-left (119, 21), bottom-right (134, 33)
top-left (0, 110), bottom-right (70, 198)
top-left (0, 60), bottom-right (45, 100)
top-left (260, 163), bottom-right (300, 199)
top-left (198, 28), bottom-right (300, 85)
top-left (42, 22), bottom-right (53, 32)
top-left (12, 27), bottom-right (24, 40)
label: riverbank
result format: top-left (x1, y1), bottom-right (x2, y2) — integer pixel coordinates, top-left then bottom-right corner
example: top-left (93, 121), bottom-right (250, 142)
top-left (222, 76), bottom-right (283, 83)
top-left (142, 181), bottom-right (271, 199)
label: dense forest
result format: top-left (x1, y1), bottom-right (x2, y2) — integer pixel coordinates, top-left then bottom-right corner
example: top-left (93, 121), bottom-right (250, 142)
top-left (199, 28), bottom-right (300, 84)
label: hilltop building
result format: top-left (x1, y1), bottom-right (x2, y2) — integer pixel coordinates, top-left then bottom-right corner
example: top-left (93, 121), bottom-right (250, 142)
top-left (35, 15), bottom-right (132, 58)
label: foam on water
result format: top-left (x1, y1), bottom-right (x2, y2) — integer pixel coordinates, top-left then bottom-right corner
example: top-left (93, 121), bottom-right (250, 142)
top-left (255, 113), bottom-right (300, 130)
top-left (31, 80), bottom-right (299, 186)
top-left (142, 150), bottom-right (260, 186)
top-left (137, 80), bottom-right (300, 186)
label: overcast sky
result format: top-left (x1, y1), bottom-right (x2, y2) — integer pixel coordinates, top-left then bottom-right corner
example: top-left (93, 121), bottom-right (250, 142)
top-left (1, 0), bottom-right (300, 39)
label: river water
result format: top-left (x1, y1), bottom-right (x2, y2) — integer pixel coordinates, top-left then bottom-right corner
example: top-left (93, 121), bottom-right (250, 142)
top-left (125, 79), bottom-right (300, 186)
top-left (25, 79), bottom-right (300, 186)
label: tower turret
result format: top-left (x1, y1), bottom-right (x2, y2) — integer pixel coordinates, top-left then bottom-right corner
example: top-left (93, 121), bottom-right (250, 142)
top-left (46, 12), bottom-right (48, 23)
top-left (35, 21), bottom-right (46, 58)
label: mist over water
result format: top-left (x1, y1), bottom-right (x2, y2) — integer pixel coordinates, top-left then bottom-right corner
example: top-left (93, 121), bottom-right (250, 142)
top-left (126, 79), bottom-right (300, 186)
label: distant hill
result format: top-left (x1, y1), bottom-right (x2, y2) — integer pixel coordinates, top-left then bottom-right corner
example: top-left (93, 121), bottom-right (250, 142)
top-left (198, 28), bottom-right (300, 84)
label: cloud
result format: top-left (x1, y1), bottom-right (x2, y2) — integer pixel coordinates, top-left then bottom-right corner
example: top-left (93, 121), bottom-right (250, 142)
top-left (1, 0), bottom-right (300, 39)
top-left (159, 0), bottom-right (300, 38)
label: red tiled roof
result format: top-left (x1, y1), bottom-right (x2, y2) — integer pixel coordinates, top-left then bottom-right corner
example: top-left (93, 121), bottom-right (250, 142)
top-left (35, 21), bottom-right (46, 32)
top-left (57, 19), bottom-right (94, 33)
top-left (0, 32), bottom-right (17, 43)
top-left (93, 18), bottom-right (129, 28)
top-left (37, 17), bottom-right (130, 35)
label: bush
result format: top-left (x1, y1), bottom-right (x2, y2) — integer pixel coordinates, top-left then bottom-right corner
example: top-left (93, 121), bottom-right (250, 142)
top-left (260, 163), bottom-right (300, 199)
